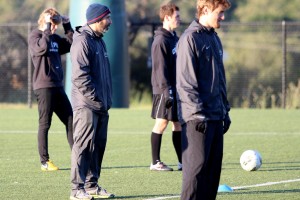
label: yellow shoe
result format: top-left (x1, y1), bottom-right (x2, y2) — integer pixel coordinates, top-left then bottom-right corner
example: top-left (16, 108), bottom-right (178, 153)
top-left (41, 160), bottom-right (59, 171)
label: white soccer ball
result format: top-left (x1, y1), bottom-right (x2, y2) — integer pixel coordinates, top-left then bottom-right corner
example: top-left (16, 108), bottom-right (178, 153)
top-left (240, 150), bottom-right (262, 171)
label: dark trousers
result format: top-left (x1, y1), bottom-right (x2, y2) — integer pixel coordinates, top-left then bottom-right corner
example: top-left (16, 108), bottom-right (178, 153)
top-left (181, 120), bottom-right (223, 200)
top-left (34, 87), bottom-right (73, 164)
top-left (71, 108), bottom-right (109, 195)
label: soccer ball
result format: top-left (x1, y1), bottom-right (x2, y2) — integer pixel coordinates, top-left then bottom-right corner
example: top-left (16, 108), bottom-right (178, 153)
top-left (240, 150), bottom-right (262, 171)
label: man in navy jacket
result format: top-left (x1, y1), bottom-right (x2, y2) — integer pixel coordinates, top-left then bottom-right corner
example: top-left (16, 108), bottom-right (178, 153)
top-left (70, 3), bottom-right (115, 200)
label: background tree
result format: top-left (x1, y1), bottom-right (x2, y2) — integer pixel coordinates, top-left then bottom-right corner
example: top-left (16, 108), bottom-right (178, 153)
top-left (234, 0), bottom-right (300, 22)
top-left (0, 0), bottom-right (299, 107)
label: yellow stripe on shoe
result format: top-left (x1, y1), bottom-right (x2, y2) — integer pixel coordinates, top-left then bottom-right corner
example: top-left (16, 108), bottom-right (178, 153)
top-left (41, 160), bottom-right (59, 171)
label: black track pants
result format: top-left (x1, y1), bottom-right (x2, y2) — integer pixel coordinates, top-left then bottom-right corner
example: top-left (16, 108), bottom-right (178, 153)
top-left (34, 87), bottom-right (73, 164)
top-left (181, 120), bottom-right (223, 200)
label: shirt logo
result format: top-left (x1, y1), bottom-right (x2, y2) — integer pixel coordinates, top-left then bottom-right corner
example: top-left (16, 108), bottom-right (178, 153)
top-left (49, 42), bottom-right (58, 52)
top-left (172, 46), bottom-right (177, 55)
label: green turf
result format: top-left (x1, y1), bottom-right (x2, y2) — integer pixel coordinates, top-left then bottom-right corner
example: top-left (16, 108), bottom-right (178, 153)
top-left (0, 107), bottom-right (299, 199)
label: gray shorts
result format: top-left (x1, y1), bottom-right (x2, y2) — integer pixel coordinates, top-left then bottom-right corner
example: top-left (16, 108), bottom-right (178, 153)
top-left (151, 94), bottom-right (179, 122)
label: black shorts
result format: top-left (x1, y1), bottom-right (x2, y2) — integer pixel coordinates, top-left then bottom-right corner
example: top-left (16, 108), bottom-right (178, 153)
top-left (151, 94), bottom-right (179, 122)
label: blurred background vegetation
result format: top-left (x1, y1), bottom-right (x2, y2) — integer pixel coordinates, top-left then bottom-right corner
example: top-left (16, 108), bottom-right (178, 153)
top-left (1, 0), bottom-right (299, 23)
top-left (0, 0), bottom-right (300, 108)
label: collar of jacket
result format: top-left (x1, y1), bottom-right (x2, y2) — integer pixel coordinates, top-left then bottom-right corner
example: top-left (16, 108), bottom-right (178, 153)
top-left (75, 25), bottom-right (103, 38)
top-left (154, 27), bottom-right (177, 38)
top-left (193, 19), bottom-right (215, 35)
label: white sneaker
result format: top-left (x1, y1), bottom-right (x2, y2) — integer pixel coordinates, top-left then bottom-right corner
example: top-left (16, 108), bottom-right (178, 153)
top-left (70, 190), bottom-right (94, 200)
top-left (178, 162), bottom-right (182, 171)
top-left (86, 186), bottom-right (115, 199)
top-left (150, 161), bottom-right (173, 171)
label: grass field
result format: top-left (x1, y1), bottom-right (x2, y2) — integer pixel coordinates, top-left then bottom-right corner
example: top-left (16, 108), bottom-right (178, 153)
top-left (0, 106), bottom-right (300, 200)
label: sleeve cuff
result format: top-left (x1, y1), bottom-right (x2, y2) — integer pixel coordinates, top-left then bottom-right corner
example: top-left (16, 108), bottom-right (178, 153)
top-left (43, 23), bottom-right (51, 34)
top-left (63, 22), bottom-right (73, 34)
top-left (46, 22), bottom-right (51, 30)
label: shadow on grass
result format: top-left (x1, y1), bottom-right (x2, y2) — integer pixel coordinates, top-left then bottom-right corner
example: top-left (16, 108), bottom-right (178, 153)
top-left (59, 168), bottom-right (71, 171)
top-left (59, 165), bottom-right (182, 171)
top-left (103, 165), bottom-right (149, 169)
top-left (102, 165), bottom-right (178, 169)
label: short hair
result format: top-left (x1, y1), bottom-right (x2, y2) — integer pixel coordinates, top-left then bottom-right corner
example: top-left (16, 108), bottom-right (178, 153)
top-left (159, 2), bottom-right (179, 22)
top-left (196, 0), bottom-right (231, 18)
top-left (38, 8), bottom-right (61, 28)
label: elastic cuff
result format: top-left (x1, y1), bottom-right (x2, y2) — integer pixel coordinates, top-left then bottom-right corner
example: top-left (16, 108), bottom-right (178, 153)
top-left (63, 22), bottom-right (73, 34)
top-left (46, 22), bottom-right (51, 31)
top-left (43, 23), bottom-right (51, 35)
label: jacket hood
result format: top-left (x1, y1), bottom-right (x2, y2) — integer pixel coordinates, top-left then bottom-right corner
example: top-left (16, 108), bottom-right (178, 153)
top-left (154, 27), bottom-right (177, 38)
top-left (73, 25), bottom-right (103, 39)
top-left (186, 19), bottom-right (215, 35)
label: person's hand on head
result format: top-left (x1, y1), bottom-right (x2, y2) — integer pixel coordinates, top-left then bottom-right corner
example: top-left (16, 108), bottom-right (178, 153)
top-left (45, 14), bottom-right (51, 23)
top-left (61, 15), bottom-right (70, 24)
top-left (41, 14), bottom-right (52, 32)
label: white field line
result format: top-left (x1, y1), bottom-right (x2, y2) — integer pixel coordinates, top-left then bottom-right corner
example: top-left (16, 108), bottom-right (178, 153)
top-left (232, 178), bottom-right (300, 190)
top-left (144, 178), bottom-right (300, 200)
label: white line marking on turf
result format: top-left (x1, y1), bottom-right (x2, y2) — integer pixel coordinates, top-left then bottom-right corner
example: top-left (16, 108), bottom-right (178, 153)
top-left (144, 178), bottom-right (300, 200)
top-left (232, 178), bottom-right (300, 190)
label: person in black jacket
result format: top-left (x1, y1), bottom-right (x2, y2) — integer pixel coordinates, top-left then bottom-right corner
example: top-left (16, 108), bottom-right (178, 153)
top-left (149, 2), bottom-right (182, 171)
top-left (69, 3), bottom-right (114, 200)
top-left (176, 0), bottom-right (231, 199)
top-left (28, 8), bottom-right (74, 171)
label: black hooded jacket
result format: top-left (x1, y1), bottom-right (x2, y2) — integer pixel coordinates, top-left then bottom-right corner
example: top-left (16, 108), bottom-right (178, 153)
top-left (28, 23), bottom-right (73, 90)
top-left (70, 25), bottom-right (112, 112)
top-left (151, 27), bottom-right (179, 94)
top-left (176, 19), bottom-right (230, 124)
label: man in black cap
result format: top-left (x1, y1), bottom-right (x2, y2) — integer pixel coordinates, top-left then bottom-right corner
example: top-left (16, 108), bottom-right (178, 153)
top-left (69, 3), bottom-right (114, 200)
